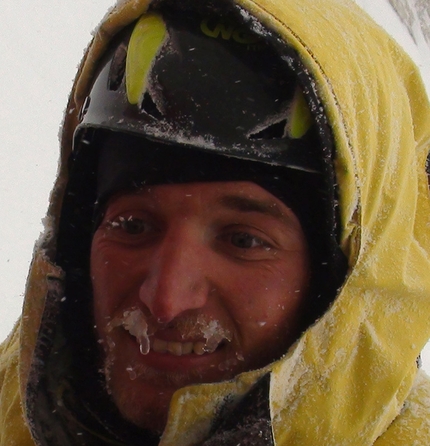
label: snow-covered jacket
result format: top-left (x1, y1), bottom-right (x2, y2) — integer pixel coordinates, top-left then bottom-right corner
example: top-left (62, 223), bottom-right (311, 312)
top-left (2, 0), bottom-right (430, 444)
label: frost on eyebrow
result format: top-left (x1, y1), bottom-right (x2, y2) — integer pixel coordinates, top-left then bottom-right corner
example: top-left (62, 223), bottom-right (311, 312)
top-left (107, 308), bottom-right (151, 354)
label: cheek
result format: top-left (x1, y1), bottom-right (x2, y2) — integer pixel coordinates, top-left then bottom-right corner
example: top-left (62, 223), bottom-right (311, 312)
top-left (91, 240), bottom-right (111, 291)
top-left (91, 237), bottom-right (135, 286)
top-left (90, 238), bottom-right (127, 326)
top-left (225, 259), bottom-right (309, 315)
top-left (220, 255), bottom-right (310, 356)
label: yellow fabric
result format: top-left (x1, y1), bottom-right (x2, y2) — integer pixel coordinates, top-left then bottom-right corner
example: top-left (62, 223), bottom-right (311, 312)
top-left (1, 0), bottom-right (430, 444)
top-left (374, 370), bottom-right (430, 444)
top-left (0, 323), bottom-right (34, 445)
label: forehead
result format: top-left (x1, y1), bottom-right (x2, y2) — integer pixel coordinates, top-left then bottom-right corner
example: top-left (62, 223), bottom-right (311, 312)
top-left (104, 181), bottom-right (303, 229)
top-left (108, 181), bottom-right (277, 205)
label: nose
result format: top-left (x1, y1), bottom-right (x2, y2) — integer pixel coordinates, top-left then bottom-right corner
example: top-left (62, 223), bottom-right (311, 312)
top-left (139, 224), bottom-right (210, 323)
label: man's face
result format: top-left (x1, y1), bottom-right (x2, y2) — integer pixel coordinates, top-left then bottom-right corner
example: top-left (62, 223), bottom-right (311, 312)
top-left (91, 181), bottom-right (310, 432)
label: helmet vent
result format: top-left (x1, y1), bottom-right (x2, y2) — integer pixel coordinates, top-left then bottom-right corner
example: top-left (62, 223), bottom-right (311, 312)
top-left (108, 43), bottom-right (127, 91)
top-left (141, 92), bottom-right (163, 119)
top-left (249, 119), bottom-right (287, 140)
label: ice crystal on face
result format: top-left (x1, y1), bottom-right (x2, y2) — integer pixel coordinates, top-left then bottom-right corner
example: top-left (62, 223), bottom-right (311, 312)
top-left (106, 308), bottom-right (232, 356)
top-left (107, 308), bottom-right (151, 355)
top-left (196, 315), bottom-right (232, 353)
top-left (124, 309), bottom-right (150, 354)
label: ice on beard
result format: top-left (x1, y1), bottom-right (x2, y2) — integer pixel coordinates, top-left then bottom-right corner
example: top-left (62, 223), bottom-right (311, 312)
top-left (196, 315), bottom-right (232, 353)
top-left (106, 309), bottom-right (232, 356)
top-left (107, 308), bottom-right (151, 355)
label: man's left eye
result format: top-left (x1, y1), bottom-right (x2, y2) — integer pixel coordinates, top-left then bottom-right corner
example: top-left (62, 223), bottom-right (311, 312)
top-left (230, 232), bottom-right (267, 249)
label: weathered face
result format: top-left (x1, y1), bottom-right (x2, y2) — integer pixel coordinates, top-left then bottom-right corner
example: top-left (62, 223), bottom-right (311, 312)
top-left (91, 181), bottom-right (310, 433)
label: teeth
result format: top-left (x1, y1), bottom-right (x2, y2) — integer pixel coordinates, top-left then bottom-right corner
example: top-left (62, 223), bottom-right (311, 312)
top-left (193, 341), bottom-right (206, 355)
top-left (167, 341), bottom-right (182, 356)
top-left (150, 338), bottom-right (217, 356)
top-left (182, 342), bottom-right (193, 355)
top-left (152, 338), bottom-right (168, 353)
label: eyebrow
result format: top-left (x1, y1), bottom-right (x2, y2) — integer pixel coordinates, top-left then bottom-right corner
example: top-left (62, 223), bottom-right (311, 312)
top-left (218, 195), bottom-right (291, 223)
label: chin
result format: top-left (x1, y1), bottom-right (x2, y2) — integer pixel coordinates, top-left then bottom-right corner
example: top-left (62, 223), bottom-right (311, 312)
top-left (108, 367), bottom-right (174, 433)
top-left (104, 352), bottom-right (246, 432)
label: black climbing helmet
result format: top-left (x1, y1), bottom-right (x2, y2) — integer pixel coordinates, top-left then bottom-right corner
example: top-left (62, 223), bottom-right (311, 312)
top-left (74, 10), bottom-right (322, 173)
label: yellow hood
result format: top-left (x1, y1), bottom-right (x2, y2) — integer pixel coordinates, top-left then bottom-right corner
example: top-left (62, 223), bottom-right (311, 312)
top-left (2, 0), bottom-right (430, 444)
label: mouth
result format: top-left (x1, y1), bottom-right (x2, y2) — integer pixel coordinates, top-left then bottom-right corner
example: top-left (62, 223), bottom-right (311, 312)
top-left (151, 337), bottom-right (225, 356)
top-left (106, 308), bottom-right (232, 357)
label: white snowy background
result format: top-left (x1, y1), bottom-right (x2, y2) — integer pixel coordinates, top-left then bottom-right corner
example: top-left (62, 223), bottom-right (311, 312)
top-left (1, 0), bottom-right (430, 372)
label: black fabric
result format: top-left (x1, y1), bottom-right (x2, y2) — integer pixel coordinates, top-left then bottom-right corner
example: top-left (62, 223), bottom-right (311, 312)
top-left (202, 373), bottom-right (274, 445)
top-left (94, 131), bottom-right (323, 223)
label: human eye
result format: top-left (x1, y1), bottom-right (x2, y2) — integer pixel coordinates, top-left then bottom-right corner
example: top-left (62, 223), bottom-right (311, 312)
top-left (217, 226), bottom-right (276, 260)
top-left (229, 232), bottom-right (269, 250)
top-left (105, 214), bottom-right (153, 237)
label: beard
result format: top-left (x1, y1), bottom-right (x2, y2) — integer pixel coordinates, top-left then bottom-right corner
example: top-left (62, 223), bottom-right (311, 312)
top-left (102, 351), bottom-right (220, 433)
top-left (100, 329), bottom-right (249, 434)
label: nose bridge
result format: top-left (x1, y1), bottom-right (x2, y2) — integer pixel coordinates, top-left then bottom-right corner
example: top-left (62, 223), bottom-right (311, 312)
top-left (139, 221), bottom-right (208, 322)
